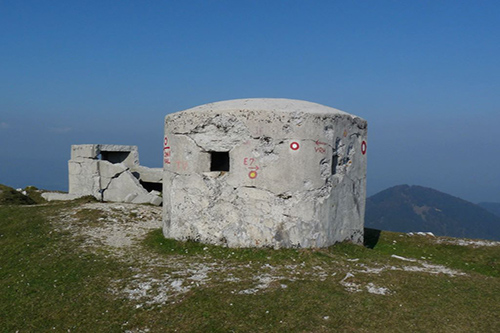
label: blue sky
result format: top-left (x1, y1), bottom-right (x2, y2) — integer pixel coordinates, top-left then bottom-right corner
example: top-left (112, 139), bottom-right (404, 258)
top-left (1, 1), bottom-right (499, 203)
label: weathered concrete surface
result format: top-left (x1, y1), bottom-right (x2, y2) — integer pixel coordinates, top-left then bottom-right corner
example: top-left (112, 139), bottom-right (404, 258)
top-left (163, 98), bottom-right (368, 248)
top-left (132, 165), bottom-right (163, 183)
top-left (43, 144), bottom-right (162, 205)
top-left (41, 192), bottom-right (84, 201)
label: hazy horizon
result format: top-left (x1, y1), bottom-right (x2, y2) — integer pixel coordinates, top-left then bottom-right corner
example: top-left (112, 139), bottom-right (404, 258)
top-left (1, 1), bottom-right (499, 203)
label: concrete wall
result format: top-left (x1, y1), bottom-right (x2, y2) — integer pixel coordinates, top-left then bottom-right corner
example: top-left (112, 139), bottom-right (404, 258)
top-left (43, 144), bottom-right (162, 205)
top-left (163, 99), bottom-right (367, 248)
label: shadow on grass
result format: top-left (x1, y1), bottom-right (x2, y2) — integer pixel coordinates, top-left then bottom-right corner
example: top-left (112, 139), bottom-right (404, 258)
top-left (364, 228), bottom-right (381, 249)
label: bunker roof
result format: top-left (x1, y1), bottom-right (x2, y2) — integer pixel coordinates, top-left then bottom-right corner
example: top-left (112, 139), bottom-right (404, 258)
top-left (178, 98), bottom-right (354, 117)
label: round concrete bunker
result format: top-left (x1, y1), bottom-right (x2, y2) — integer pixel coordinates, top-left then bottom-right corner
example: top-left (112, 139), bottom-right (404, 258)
top-left (163, 99), bottom-right (367, 248)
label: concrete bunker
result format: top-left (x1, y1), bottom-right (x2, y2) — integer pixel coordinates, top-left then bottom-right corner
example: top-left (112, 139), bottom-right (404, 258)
top-left (163, 98), bottom-right (368, 248)
top-left (43, 144), bottom-right (163, 205)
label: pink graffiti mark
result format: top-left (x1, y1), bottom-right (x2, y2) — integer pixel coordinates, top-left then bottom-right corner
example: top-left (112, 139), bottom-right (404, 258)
top-left (175, 160), bottom-right (188, 171)
top-left (163, 150), bottom-right (171, 163)
top-left (163, 136), bottom-right (171, 165)
top-left (314, 139), bottom-right (327, 154)
top-left (243, 157), bottom-right (255, 166)
top-left (243, 157), bottom-right (260, 178)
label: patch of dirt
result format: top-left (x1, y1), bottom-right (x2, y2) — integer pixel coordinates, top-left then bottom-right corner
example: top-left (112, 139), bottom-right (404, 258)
top-left (54, 202), bottom-right (162, 251)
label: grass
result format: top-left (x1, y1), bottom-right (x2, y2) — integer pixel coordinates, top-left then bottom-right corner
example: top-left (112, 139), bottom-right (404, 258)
top-left (0, 184), bottom-right (50, 205)
top-left (370, 231), bottom-right (500, 277)
top-left (153, 276), bottom-right (499, 332)
top-left (144, 228), bottom-right (500, 277)
top-left (144, 230), bottom-right (308, 263)
top-left (0, 184), bottom-right (36, 205)
top-left (23, 186), bottom-right (47, 204)
top-left (1, 201), bottom-right (500, 332)
top-left (0, 203), bottom-right (135, 332)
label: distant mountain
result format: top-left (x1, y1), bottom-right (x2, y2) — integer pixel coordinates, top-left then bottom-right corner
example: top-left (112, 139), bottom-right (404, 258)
top-left (478, 202), bottom-right (500, 218)
top-left (365, 185), bottom-right (500, 241)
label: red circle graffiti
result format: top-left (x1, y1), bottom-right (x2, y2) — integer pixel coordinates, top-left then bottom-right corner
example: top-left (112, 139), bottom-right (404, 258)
top-left (361, 141), bottom-right (367, 155)
top-left (290, 142), bottom-right (300, 150)
top-left (249, 171), bottom-right (258, 179)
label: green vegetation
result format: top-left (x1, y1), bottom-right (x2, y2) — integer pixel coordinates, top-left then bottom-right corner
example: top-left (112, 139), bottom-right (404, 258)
top-left (371, 231), bottom-right (500, 277)
top-left (0, 203), bottom-right (134, 332)
top-left (22, 186), bottom-right (47, 204)
top-left (1, 201), bottom-right (500, 332)
top-left (144, 230), bottom-right (307, 263)
top-left (0, 184), bottom-right (49, 205)
top-left (0, 184), bottom-right (36, 205)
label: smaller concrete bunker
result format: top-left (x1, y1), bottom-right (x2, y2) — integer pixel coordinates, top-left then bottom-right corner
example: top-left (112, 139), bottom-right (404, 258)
top-left (43, 144), bottom-right (162, 205)
top-left (163, 99), bottom-right (368, 248)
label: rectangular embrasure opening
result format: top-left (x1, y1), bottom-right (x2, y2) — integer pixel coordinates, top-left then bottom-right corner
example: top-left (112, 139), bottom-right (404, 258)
top-left (140, 181), bottom-right (162, 193)
top-left (100, 151), bottom-right (130, 164)
top-left (210, 151), bottom-right (230, 171)
top-left (332, 154), bottom-right (339, 175)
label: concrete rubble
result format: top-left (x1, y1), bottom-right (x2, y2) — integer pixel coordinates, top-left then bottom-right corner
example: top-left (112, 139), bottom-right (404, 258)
top-left (163, 98), bottom-right (368, 248)
top-left (43, 144), bottom-right (162, 205)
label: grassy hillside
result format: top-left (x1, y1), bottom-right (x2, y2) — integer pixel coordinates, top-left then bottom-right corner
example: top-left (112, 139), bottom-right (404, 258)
top-left (1, 200), bottom-right (499, 332)
top-left (0, 184), bottom-right (36, 205)
top-left (0, 184), bottom-right (47, 205)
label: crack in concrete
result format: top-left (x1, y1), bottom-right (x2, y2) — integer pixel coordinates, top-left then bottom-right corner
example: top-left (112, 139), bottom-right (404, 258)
top-left (100, 166), bottom-right (130, 195)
